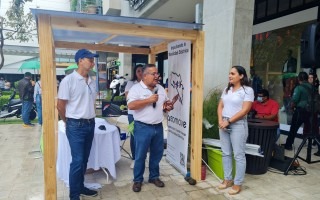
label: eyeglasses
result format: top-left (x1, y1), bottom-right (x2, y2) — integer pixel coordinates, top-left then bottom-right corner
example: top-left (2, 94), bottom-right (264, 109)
top-left (146, 72), bottom-right (160, 77)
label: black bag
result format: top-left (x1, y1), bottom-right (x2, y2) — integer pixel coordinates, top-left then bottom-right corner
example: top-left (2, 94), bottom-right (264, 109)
top-left (300, 84), bottom-right (320, 113)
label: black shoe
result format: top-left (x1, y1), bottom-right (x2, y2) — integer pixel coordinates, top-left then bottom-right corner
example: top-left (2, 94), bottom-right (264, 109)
top-left (281, 144), bottom-right (293, 151)
top-left (148, 178), bottom-right (165, 187)
top-left (132, 182), bottom-right (142, 192)
top-left (314, 152), bottom-right (320, 157)
top-left (80, 187), bottom-right (98, 197)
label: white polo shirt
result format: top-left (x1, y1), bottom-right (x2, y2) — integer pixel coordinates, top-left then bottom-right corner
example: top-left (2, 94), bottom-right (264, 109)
top-left (127, 81), bottom-right (168, 124)
top-left (221, 86), bottom-right (254, 118)
top-left (58, 71), bottom-right (97, 119)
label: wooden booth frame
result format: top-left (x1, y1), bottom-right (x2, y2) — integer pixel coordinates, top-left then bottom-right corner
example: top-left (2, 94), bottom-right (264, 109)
top-left (32, 9), bottom-right (204, 199)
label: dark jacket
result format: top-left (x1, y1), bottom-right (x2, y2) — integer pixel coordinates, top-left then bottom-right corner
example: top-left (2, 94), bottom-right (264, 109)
top-left (17, 78), bottom-right (34, 101)
top-left (292, 81), bottom-right (312, 109)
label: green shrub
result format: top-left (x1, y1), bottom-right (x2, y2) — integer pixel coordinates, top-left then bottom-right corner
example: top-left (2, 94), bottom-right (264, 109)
top-left (0, 95), bottom-right (11, 108)
top-left (202, 88), bottom-right (222, 139)
top-left (1, 90), bottom-right (16, 96)
top-left (105, 94), bottom-right (126, 102)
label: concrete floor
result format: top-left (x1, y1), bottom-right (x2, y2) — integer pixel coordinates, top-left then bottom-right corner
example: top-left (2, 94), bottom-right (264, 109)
top-left (1, 117), bottom-right (320, 200)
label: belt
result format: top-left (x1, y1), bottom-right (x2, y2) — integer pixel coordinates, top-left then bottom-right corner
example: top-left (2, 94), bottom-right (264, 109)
top-left (66, 118), bottom-right (95, 123)
top-left (135, 120), bottom-right (162, 126)
top-left (222, 116), bottom-right (247, 121)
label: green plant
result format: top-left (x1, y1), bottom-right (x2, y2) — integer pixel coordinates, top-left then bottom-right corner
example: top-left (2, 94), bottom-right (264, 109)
top-left (70, 0), bottom-right (77, 11)
top-left (105, 95), bottom-right (125, 102)
top-left (85, 0), bottom-right (96, 5)
top-left (202, 88), bottom-right (222, 139)
top-left (0, 93), bottom-right (19, 108)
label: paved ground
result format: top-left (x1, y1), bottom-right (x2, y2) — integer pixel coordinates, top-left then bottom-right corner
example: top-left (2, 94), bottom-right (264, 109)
top-left (1, 118), bottom-right (320, 200)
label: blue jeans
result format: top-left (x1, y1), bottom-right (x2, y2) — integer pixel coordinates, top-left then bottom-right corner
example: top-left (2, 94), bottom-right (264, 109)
top-left (128, 114), bottom-right (135, 160)
top-left (22, 100), bottom-right (33, 124)
top-left (35, 94), bottom-right (42, 125)
top-left (133, 121), bottom-right (163, 183)
top-left (219, 119), bottom-right (248, 185)
top-left (66, 118), bottom-right (95, 200)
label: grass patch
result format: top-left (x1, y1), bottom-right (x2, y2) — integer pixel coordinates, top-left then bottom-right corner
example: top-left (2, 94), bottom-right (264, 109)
top-left (0, 118), bottom-right (38, 125)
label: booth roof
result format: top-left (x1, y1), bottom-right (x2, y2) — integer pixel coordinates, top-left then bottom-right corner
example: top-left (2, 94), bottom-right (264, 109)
top-left (31, 9), bottom-right (203, 48)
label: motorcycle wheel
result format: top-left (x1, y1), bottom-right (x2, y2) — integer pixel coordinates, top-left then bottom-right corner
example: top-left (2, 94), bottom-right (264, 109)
top-left (29, 109), bottom-right (37, 120)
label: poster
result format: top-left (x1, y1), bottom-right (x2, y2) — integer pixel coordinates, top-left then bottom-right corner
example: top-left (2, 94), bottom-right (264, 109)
top-left (166, 40), bottom-right (191, 175)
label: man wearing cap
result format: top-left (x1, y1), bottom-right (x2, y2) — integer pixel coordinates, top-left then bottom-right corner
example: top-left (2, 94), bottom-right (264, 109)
top-left (17, 72), bottom-right (35, 127)
top-left (57, 49), bottom-right (99, 200)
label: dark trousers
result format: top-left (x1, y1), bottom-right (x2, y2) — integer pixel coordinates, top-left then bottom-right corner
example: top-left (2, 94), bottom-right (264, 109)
top-left (285, 108), bottom-right (311, 148)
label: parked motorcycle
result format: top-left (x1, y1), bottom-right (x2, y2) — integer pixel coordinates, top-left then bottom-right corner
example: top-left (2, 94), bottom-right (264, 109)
top-left (109, 75), bottom-right (127, 102)
top-left (0, 90), bottom-right (37, 120)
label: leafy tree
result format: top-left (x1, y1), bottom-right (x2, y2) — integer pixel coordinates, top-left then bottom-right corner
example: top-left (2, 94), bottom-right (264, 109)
top-left (0, 0), bottom-right (36, 70)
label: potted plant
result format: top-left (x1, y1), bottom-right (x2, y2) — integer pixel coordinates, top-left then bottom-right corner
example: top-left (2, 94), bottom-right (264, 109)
top-left (202, 88), bottom-right (222, 139)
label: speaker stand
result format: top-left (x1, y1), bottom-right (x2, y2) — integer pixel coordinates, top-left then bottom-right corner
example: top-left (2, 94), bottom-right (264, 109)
top-left (284, 136), bottom-right (320, 175)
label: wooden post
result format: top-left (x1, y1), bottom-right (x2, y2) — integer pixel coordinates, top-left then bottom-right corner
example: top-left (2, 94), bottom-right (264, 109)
top-left (190, 31), bottom-right (204, 180)
top-left (38, 14), bottom-right (57, 200)
top-left (148, 53), bottom-right (156, 64)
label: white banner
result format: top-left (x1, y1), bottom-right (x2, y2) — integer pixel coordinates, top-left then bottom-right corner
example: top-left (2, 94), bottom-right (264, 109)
top-left (166, 40), bottom-right (191, 176)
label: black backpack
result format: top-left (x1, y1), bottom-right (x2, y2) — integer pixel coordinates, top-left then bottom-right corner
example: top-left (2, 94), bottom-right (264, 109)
top-left (300, 84), bottom-right (320, 113)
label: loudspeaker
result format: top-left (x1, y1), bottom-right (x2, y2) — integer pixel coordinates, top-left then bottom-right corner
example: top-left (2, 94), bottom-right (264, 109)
top-left (269, 156), bottom-right (295, 172)
top-left (301, 23), bottom-right (320, 68)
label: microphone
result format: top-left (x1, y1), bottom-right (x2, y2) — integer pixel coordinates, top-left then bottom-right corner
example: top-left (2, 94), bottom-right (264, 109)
top-left (153, 87), bottom-right (158, 108)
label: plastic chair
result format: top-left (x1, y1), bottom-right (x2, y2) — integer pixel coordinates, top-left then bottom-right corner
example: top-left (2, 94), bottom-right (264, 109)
top-left (103, 103), bottom-right (132, 159)
top-left (115, 115), bottom-right (133, 159)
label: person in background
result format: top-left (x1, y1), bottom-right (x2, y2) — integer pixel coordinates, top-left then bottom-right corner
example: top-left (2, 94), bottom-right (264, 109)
top-left (252, 89), bottom-right (280, 141)
top-left (57, 49), bottom-right (99, 200)
top-left (4, 80), bottom-right (11, 91)
top-left (307, 71), bottom-right (320, 156)
top-left (34, 76), bottom-right (42, 125)
top-left (17, 72), bottom-right (35, 127)
top-left (124, 64), bottom-right (143, 169)
top-left (217, 65), bottom-right (254, 195)
top-left (127, 64), bottom-right (174, 193)
top-left (249, 67), bottom-right (262, 99)
top-left (252, 89), bottom-right (279, 122)
top-left (283, 72), bottom-right (312, 151)
top-left (0, 77), bottom-right (5, 91)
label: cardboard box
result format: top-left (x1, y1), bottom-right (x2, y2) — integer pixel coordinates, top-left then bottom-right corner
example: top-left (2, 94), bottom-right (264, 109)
top-left (206, 146), bottom-right (235, 179)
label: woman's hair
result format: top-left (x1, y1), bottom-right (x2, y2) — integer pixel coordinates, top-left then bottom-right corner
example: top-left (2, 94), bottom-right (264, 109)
top-left (298, 71), bottom-right (308, 82)
top-left (131, 64), bottom-right (143, 81)
top-left (225, 65), bottom-right (250, 93)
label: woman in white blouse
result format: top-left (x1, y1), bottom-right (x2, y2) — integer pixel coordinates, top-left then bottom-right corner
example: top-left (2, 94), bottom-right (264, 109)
top-left (217, 66), bottom-right (254, 195)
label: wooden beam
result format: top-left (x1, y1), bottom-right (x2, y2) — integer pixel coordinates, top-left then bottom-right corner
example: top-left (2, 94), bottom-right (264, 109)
top-left (55, 41), bottom-right (150, 55)
top-left (148, 53), bottom-right (156, 64)
top-left (150, 41), bottom-right (170, 54)
top-left (98, 34), bottom-right (118, 44)
top-left (51, 16), bottom-right (198, 41)
top-left (38, 14), bottom-right (57, 200)
top-left (190, 31), bottom-right (204, 181)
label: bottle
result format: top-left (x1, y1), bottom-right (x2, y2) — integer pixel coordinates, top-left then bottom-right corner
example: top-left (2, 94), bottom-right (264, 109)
top-left (201, 164), bottom-right (206, 180)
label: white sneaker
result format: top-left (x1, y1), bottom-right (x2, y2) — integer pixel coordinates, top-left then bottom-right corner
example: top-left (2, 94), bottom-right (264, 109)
top-left (130, 160), bottom-right (135, 169)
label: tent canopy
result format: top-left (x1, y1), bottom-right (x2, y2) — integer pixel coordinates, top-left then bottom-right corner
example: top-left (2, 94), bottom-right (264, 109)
top-left (32, 9), bottom-right (204, 199)
top-left (31, 9), bottom-right (202, 51)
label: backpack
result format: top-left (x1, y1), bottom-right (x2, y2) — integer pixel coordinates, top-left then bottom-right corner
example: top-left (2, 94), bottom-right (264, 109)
top-left (300, 84), bottom-right (320, 113)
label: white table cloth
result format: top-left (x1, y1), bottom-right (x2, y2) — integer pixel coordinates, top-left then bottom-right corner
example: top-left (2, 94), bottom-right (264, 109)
top-left (56, 118), bottom-right (121, 186)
